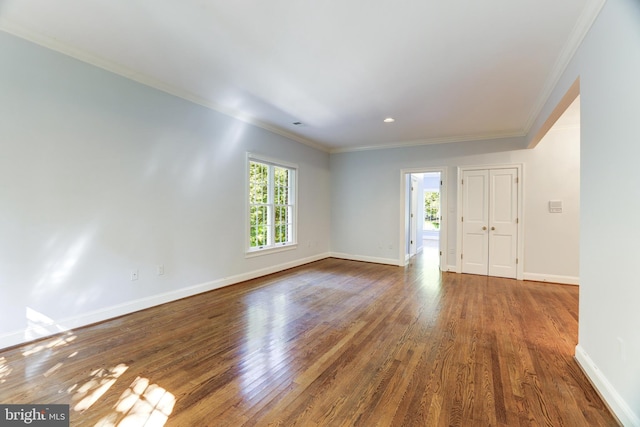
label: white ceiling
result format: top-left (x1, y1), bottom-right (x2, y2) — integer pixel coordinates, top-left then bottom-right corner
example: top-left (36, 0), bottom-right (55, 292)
top-left (0, 0), bottom-right (602, 152)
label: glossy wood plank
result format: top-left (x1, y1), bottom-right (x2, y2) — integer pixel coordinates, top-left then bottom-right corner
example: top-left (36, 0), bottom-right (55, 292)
top-left (0, 250), bottom-right (619, 426)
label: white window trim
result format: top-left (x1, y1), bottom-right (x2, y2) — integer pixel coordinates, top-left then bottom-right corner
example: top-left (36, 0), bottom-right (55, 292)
top-left (246, 152), bottom-right (298, 256)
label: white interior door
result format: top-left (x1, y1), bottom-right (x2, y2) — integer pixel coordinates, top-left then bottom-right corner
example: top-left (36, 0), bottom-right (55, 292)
top-left (488, 168), bottom-right (518, 278)
top-left (461, 170), bottom-right (489, 275)
top-left (461, 167), bottom-right (518, 278)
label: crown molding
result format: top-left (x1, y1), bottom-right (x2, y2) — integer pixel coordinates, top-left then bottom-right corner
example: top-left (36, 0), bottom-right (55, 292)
top-left (523, 0), bottom-right (606, 134)
top-left (0, 19), bottom-right (331, 154)
top-left (329, 131), bottom-right (527, 154)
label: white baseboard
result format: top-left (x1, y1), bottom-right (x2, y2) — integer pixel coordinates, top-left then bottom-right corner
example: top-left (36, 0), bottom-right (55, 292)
top-left (446, 265), bottom-right (457, 272)
top-left (0, 252), bottom-right (331, 350)
top-left (523, 272), bottom-right (579, 285)
top-left (330, 252), bottom-right (400, 267)
top-left (575, 344), bottom-right (640, 427)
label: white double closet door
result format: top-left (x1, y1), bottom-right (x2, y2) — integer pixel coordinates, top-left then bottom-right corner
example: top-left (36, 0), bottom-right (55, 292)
top-left (461, 168), bottom-right (518, 279)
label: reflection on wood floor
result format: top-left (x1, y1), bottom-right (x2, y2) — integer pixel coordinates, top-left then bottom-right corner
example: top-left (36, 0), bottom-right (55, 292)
top-left (0, 252), bottom-right (619, 426)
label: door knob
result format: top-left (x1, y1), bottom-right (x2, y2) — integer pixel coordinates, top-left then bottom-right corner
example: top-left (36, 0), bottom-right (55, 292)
top-left (491, 226), bottom-right (496, 231)
top-left (482, 226), bottom-right (487, 230)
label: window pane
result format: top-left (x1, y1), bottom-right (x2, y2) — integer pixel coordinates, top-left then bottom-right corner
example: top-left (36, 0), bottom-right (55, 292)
top-left (274, 205), bottom-right (291, 244)
top-left (274, 167), bottom-right (289, 206)
top-left (423, 191), bottom-right (440, 230)
top-left (275, 224), bottom-right (288, 244)
top-left (274, 206), bottom-right (281, 224)
top-left (280, 206), bottom-right (289, 225)
top-left (276, 185), bottom-right (286, 206)
top-left (251, 225), bottom-right (269, 247)
top-left (249, 162), bottom-right (268, 204)
top-left (275, 167), bottom-right (287, 186)
top-left (250, 205), bottom-right (271, 247)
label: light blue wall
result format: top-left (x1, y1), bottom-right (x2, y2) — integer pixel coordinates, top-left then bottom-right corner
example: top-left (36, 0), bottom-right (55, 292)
top-left (572, 0), bottom-right (639, 423)
top-left (0, 32), bottom-right (331, 346)
top-left (523, 0), bottom-right (640, 422)
top-left (330, 137), bottom-right (529, 266)
top-left (329, 119), bottom-right (579, 274)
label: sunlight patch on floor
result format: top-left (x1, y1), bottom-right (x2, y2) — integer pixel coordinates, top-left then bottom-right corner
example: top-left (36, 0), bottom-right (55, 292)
top-left (22, 308), bottom-right (76, 355)
top-left (72, 363), bottom-right (129, 412)
top-left (21, 333), bottom-right (76, 357)
top-left (94, 377), bottom-right (175, 427)
top-left (20, 310), bottom-right (78, 380)
top-left (0, 357), bottom-right (11, 384)
top-left (43, 362), bottom-right (64, 377)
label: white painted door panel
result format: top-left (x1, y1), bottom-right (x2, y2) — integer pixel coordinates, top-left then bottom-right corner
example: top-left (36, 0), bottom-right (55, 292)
top-left (488, 169), bottom-right (518, 278)
top-left (461, 170), bottom-right (489, 275)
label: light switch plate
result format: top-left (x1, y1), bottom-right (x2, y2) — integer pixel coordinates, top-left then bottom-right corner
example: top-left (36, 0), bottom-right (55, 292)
top-left (549, 200), bottom-right (563, 213)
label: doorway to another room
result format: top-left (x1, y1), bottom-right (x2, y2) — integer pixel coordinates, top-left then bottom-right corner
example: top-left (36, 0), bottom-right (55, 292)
top-left (419, 172), bottom-right (442, 267)
top-left (402, 169), bottom-right (447, 270)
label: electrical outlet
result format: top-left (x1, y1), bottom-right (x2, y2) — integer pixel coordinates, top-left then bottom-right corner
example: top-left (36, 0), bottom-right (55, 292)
top-left (157, 265), bottom-right (164, 276)
top-left (131, 270), bottom-right (139, 281)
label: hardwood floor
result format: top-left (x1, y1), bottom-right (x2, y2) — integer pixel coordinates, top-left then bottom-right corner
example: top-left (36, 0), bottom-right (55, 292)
top-left (0, 250), bottom-right (618, 426)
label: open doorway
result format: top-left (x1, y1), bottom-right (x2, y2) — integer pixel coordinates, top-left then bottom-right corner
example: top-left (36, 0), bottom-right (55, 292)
top-left (421, 172), bottom-right (441, 265)
top-left (422, 173), bottom-right (441, 239)
top-left (401, 168), bottom-right (447, 270)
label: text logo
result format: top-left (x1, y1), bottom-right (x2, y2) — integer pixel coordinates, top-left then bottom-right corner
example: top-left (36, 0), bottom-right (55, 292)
top-left (0, 405), bottom-right (69, 426)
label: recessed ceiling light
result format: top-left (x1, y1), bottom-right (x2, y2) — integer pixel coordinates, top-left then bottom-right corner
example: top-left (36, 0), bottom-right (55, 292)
top-left (384, 117), bottom-right (395, 123)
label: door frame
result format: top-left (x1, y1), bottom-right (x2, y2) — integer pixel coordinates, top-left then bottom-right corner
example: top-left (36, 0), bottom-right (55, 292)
top-left (409, 175), bottom-right (419, 257)
top-left (455, 163), bottom-right (525, 280)
top-left (399, 167), bottom-right (447, 270)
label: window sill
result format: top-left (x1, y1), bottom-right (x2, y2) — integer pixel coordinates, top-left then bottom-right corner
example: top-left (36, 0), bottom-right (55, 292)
top-left (245, 243), bottom-right (298, 258)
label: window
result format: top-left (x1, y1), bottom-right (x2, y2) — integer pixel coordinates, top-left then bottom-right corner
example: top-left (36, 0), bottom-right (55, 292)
top-left (247, 153), bottom-right (297, 254)
top-left (423, 190), bottom-right (440, 230)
